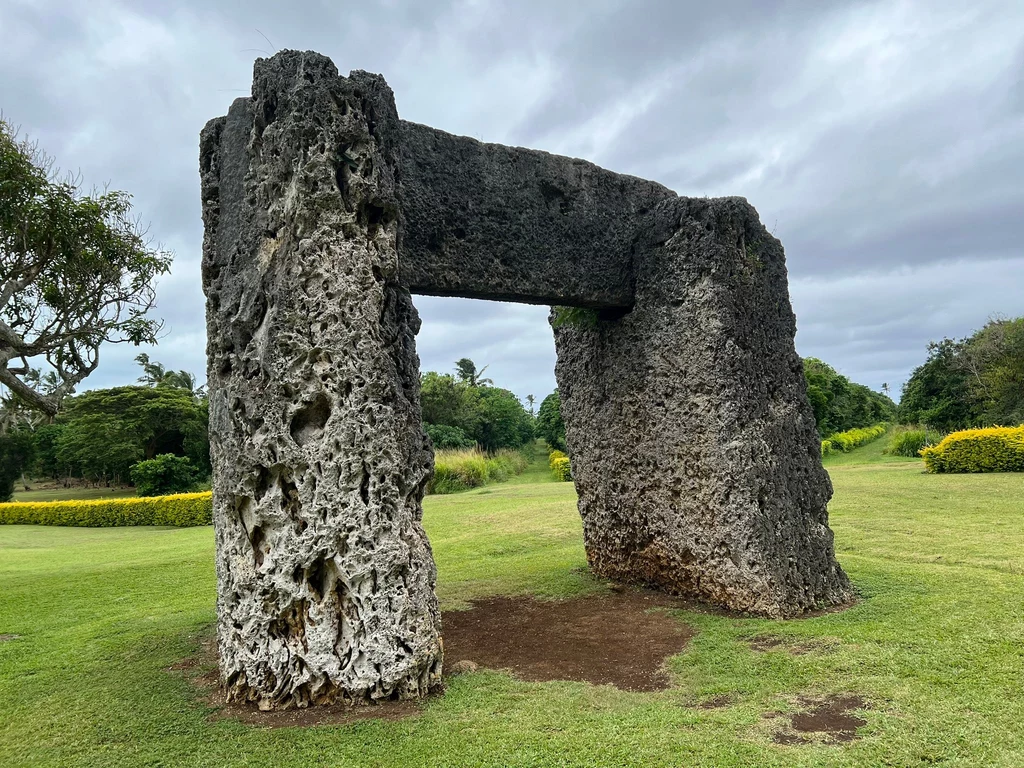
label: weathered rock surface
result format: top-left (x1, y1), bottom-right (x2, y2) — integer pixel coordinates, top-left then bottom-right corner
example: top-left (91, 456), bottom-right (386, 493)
top-left (200, 51), bottom-right (441, 709)
top-left (553, 197), bottom-right (853, 617)
top-left (201, 49), bottom-right (852, 708)
top-left (397, 122), bottom-right (672, 308)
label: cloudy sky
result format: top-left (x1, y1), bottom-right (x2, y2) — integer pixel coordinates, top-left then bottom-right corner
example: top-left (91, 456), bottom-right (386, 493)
top-left (4, 0), bottom-right (1022, 405)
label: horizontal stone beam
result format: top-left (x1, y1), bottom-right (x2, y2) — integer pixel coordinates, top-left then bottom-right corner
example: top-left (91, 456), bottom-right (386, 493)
top-left (397, 121), bottom-right (675, 308)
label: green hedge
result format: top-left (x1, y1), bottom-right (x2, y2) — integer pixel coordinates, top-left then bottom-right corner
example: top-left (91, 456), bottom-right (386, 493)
top-left (921, 426), bottom-right (1024, 473)
top-left (821, 424), bottom-right (887, 456)
top-left (549, 450), bottom-right (572, 482)
top-left (0, 491), bottom-right (213, 527)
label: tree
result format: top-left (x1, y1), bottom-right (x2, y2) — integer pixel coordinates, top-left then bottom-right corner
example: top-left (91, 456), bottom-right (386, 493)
top-left (420, 371), bottom-right (479, 434)
top-left (0, 426), bottom-right (34, 501)
top-left (802, 358), bottom-right (895, 437)
top-left (526, 394), bottom-right (535, 416)
top-left (454, 358), bottom-right (492, 387)
top-left (0, 119), bottom-right (172, 418)
top-left (135, 353), bottom-right (205, 396)
top-left (130, 454), bottom-right (199, 497)
top-left (54, 386), bottom-right (210, 484)
top-left (899, 339), bottom-right (978, 431)
top-left (472, 387), bottom-right (533, 452)
top-left (960, 317), bottom-right (1024, 426)
top-left (536, 390), bottom-right (566, 451)
top-left (901, 317), bottom-right (1024, 430)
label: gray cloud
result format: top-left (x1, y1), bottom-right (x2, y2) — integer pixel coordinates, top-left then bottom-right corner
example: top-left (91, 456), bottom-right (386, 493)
top-left (3, 0), bottom-right (1021, 406)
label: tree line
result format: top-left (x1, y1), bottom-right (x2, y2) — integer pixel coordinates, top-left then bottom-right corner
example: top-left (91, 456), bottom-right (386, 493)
top-left (0, 355), bottom-right (210, 500)
top-left (898, 316), bottom-right (1023, 432)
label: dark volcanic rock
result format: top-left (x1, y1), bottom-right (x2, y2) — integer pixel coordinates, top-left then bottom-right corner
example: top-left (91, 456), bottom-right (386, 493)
top-left (201, 49), bottom-right (851, 709)
top-left (553, 197), bottom-right (852, 617)
top-left (397, 121), bottom-right (672, 308)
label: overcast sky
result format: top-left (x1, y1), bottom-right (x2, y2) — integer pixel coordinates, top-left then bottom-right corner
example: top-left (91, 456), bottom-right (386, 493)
top-left (4, 0), bottom-right (1022, 405)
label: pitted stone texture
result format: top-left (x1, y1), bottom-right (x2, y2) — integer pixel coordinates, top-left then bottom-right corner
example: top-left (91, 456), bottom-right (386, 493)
top-left (554, 197), bottom-right (853, 617)
top-left (397, 121), bottom-right (672, 308)
top-left (200, 51), bottom-right (441, 709)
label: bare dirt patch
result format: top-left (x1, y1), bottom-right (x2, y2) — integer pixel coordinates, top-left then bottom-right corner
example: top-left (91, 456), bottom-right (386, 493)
top-left (696, 694), bottom-right (732, 709)
top-left (748, 635), bottom-right (831, 655)
top-left (0, 634), bottom-right (21, 642)
top-left (441, 590), bottom-right (695, 691)
top-left (772, 694), bottom-right (868, 744)
top-left (172, 589), bottom-right (694, 728)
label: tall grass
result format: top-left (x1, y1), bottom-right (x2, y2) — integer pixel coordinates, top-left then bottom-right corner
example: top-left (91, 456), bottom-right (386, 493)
top-left (427, 448), bottom-right (529, 495)
top-left (886, 424), bottom-right (944, 457)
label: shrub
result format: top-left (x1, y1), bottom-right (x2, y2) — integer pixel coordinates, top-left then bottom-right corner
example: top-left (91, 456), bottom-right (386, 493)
top-left (886, 425), bottom-right (943, 457)
top-left (921, 426), bottom-right (1024, 473)
top-left (424, 423), bottom-right (475, 449)
top-left (549, 450), bottom-right (572, 481)
top-left (130, 454), bottom-right (200, 497)
top-left (821, 424), bottom-right (887, 454)
top-left (427, 448), bottom-right (529, 494)
top-left (0, 492), bottom-right (213, 527)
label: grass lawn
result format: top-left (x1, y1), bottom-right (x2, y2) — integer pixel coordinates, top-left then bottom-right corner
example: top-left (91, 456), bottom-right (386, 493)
top-left (1, 439), bottom-right (1023, 766)
top-left (11, 486), bottom-right (137, 503)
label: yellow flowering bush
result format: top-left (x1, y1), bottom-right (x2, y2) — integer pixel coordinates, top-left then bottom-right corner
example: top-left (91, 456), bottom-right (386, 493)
top-left (549, 450), bottom-right (572, 481)
top-left (921, 426), bottom-right (1024, 473)
top-left (0, 491), bottom-right (213, 527)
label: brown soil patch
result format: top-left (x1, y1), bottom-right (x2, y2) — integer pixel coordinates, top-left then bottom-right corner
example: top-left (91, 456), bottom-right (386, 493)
top-left (0, 634), bottom-right (20, 642)
top-left (748, 635), bottom-right (832, 655)
top-left (696, 694), bottom-right (732, 709)
top-left (773, 694), bottom-right (868, 744)
top-left (171, 589), bottom-right (694, 728)
top-left (441, 590), bottom-right (695, 691)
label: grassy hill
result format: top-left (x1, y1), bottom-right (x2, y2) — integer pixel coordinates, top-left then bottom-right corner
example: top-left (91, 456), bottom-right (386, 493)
top-left (1, 440), bottom-right (1022, 766)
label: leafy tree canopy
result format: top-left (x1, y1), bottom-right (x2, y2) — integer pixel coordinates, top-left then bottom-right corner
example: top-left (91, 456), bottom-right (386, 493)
top-left (899, 317), bottom-right (1024, 430)
top-left (0, 119), bottom-right (172, 417)
top-left (535, 390), bottom-right (565, 451)
top-left (803, 358), bottom-right (896, 437)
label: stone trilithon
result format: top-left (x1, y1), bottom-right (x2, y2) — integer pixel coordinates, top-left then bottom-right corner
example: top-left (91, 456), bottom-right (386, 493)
top-left (200, 50), bottom-right (852, 710)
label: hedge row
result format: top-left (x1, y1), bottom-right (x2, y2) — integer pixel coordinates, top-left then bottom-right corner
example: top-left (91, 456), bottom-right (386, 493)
top-left (0, 492), bottom-right (213, 527)
top-left (921, 426), bottom-right (1024, 473)
top-left (549, 450), bottom-right (572, 482)
top-left (821, 424), bottom-right (887, 456)
top-left (427, 448), bottom-right (529, 495)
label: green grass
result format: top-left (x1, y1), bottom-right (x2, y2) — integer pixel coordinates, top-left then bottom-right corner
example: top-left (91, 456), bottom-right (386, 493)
top-left (11, 485), bottom-right (137, 503)
top-left (1, 442), bottom-right (1023, 766)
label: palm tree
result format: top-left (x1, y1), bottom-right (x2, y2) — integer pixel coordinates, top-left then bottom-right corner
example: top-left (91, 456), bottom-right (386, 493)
top-left (135, 353), bottom-right (168, 387)
top-left (454, 358), bottom-right (493, 387)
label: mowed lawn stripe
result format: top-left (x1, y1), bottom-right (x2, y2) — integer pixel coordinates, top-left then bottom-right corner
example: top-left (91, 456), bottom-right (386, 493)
top-left (1, 447), bottom-right (1023, 766)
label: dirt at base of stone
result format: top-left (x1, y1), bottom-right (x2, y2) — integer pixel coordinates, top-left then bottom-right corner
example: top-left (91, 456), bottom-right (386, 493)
top-left (771, 694), bottom-right (869, 744)
top-left (171, 589), bottom-right (696, 728)
top-left (441, 590), bottom-right (695, 691)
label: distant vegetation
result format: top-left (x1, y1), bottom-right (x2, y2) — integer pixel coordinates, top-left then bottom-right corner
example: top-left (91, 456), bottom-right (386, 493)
top-left (421, 358), bottom-right (535, 453)
top-left (0, 356), bottom-right (208, 502)
top-left (899, 316), bottom-right (1024, 431)
top-left (803, 358), bottom-right (896, 437)
top-left (427, 448), bottom-right (529, 495)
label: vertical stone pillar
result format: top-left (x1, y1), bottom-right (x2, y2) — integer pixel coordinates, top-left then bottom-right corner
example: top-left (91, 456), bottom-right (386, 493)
top-left (200, 52), bottom-right (441, 709)
top-left (554, 197), bottom-right (853, 618)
